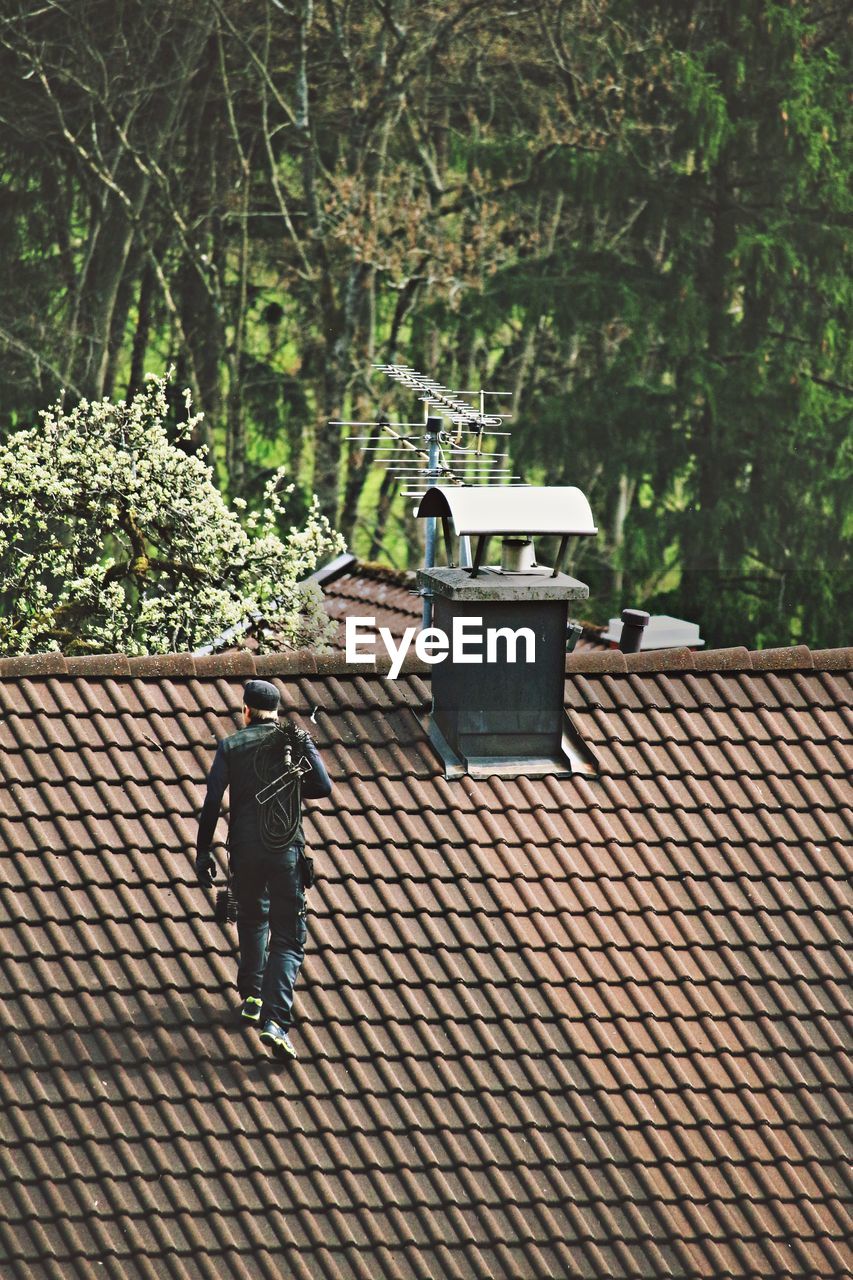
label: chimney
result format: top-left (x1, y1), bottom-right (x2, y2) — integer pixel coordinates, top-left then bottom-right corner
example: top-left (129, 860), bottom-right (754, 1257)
top-left (416, 486), bottom-right (598, 779)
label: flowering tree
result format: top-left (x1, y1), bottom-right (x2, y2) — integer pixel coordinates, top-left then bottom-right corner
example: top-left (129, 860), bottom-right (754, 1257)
top-left (0, 374), bottom-right (345, 656)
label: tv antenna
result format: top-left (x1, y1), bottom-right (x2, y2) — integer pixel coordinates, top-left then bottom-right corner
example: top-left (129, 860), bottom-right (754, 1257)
top-left (330, 363), bottom-right (523, 625)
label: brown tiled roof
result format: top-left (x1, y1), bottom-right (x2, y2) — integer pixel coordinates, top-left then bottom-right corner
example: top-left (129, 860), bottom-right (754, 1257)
top-left (1, 646), bottom-right (851, 1278)
top-left (195, 557), bottom-right (425, 657)
top-left (317, 556), bottom-right (422, 640)
top-left (201, 555), bottom-right (606, 653)
top-left (316, 556), bottom-right (607, 651)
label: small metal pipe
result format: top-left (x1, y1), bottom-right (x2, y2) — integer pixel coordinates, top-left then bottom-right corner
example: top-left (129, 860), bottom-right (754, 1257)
top-left (619, 609), bottom-right (650, 654)
top-left (552, 534), bottom-right (570, 578)
top-left (422, 416), bottom-right (443, 627)
top-left (566, 621), bottom-right (584, 653)
top-left (469, 534), bottom-right (489, 578)
top-left (441, 516), bottom-right (455, 567)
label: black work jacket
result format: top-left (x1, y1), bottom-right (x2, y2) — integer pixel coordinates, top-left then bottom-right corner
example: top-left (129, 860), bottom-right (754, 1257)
top-left (196, 722), bottom-right (332, 856)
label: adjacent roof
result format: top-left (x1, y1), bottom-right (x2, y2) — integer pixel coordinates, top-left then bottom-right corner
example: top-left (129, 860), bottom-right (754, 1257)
top-left (197, 555), bottom-right (607, 654)
top-left (1, 644), bottom-right (851, 1279)
top-left (315, 556), bottom-right (606, 652)
top-left (601, 615), bottom-right (705, 651)
top-left (315, 555), bottom-right (423, 648)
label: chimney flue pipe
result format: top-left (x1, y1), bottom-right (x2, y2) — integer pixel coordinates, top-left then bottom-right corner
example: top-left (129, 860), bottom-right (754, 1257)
top-left (619, 608), bottom-right (650, 654)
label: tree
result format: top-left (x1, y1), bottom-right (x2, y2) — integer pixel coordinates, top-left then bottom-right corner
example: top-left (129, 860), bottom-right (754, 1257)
top-left (660, 0), bottom-right (852, 646)
top-left (0, 0), bottom-right (550, 516)
top-left (0, 374), bottom-right (343, 656)
top-left (462, 0), bottom-right (852, 646)
top-left (0, 1), bottom-right (848, 648)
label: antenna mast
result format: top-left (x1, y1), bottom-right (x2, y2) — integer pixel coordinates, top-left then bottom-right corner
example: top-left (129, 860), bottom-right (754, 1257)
top-left (331, 362), bottom-right (520, 626)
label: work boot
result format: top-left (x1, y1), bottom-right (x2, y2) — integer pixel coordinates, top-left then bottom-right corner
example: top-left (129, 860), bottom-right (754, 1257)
top-left (240, 996), bottom-right (263, 1023)
top-left (259, 1018), bottom-right (297, 1060)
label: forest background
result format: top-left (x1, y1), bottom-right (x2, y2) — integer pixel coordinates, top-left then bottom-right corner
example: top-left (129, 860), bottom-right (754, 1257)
top-left (0, 0), bottom-right (849, 650)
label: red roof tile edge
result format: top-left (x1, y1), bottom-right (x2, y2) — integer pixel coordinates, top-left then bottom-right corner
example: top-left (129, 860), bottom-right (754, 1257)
top-left (0, 643), bottom-right (849, 679)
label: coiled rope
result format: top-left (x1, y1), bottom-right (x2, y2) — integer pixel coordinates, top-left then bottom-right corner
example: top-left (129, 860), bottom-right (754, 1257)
top-left (252, 721), bottom-right (309, 852)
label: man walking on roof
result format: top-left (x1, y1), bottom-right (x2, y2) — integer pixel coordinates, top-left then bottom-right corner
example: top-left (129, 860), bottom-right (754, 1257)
top-left (195, 679), bottom-right (332, 1060)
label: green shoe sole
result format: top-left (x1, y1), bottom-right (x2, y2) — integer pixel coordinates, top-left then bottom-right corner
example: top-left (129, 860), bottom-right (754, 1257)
top-left (259, 1026), bottom-right (297, 1059)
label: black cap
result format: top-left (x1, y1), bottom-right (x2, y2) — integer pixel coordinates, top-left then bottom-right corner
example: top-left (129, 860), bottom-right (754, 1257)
top-left (243, 679), bottom-right (281, 710)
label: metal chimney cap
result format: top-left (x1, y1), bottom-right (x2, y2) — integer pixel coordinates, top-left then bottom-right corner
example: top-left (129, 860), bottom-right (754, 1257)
top-left (622, 608), bottom-right (650, 628)
top-left (416, 485), bottom-right (597, 536)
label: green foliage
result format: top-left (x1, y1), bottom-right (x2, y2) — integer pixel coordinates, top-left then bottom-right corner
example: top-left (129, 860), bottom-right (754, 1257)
top-left (0, 0), bottom-right (848, 649)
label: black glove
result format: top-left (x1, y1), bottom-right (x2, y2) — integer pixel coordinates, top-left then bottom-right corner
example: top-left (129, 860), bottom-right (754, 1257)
top-left (195, 851), bottom-right (217, 888)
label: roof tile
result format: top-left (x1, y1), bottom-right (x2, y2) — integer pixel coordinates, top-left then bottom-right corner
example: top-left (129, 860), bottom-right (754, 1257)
top-left (811, 646), bottom-right (853, 669)
top-left (692, 646), bottom-right (753, 670)
top-left (0, 650), bottom-right (851, 1278)
top-left (65, 654), bottom-right (132, 676)
top-left (192, 652), bottom-right (257, 676)
top-left (567, 649), bottom-right (628, 673)
top-left (253, 648), bottom-right (319, 676)
top-left (623, 646), bottom-right (696, 672)
top-left (127, 654), bottom-right (198, 676)
top-left (750, 644), bottom-right (815, 670)
top-left (0, 651), bottom-right (68, 676)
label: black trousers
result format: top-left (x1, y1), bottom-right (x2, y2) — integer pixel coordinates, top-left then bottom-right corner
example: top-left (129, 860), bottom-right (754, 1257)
top-left (231, 842), bottom-right (308, 1029)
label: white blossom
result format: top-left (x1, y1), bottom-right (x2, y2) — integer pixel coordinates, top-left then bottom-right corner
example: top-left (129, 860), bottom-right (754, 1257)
top-left (0, 373), bottom-right (345, 656)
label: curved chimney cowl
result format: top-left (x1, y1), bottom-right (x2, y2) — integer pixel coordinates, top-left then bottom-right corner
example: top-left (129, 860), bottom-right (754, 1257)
top-left (415, 482), bottom-right (600, 779)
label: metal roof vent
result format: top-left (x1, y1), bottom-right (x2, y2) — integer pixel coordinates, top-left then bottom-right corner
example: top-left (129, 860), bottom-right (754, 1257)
top-left (603, 612), bottom-right (705, 651)
top-left (416, 484), bottom-right (597, 578)
top-left (501, 538), bottom-right (537, 573)
top-left (416, 486), bottom-right (598, 779)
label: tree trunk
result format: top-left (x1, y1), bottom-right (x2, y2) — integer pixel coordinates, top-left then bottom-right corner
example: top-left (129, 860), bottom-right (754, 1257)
top-left (368, 469), bottom-right (399, 561)
top-left (225, 171), bottom-right (251, 497)
top-left (127, 258), bottom-right (156, 398)
top-left (70, 15), bottom-right (217, 401)
top-left (609, 472), bottom-right (636, 606)
top-left (177, 35), bottom-right (224, 438)
top-left (680, 11), bottom-right (737, 626)
top-left (74, 192), bottom-right (140, 399)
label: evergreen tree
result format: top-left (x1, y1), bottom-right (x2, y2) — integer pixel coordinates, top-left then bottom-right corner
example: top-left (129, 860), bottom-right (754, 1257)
top-left (466, 0), bottom-right (851, 645)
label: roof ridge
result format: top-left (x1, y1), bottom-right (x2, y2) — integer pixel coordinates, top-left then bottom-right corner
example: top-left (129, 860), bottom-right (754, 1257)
top-left (566, 644), bottom-right (852, 674)
top-left (345, 558), bottom-right (417, 585)
top-left (0, 643), bottom-right (849, 679)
